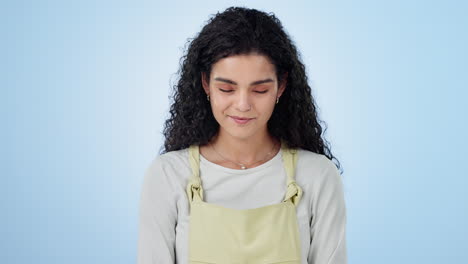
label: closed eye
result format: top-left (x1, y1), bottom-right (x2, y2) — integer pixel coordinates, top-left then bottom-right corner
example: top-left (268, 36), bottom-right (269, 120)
top-left (219, 89), bottom-right (268, 94)
top-left (219, 89), bottom-right (234, 93)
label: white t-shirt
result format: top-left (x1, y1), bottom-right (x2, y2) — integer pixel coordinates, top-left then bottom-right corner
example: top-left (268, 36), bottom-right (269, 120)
top-left (137, 147), bottom-right (347, 264)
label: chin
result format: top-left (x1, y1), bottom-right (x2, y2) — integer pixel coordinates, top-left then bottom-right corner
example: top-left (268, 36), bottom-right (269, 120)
top-left (223, 126), bottom-right (262, 141)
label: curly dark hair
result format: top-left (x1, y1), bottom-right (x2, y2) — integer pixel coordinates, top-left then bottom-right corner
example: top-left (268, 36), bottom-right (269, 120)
top-left (161, 6), bottom-right (342, 174)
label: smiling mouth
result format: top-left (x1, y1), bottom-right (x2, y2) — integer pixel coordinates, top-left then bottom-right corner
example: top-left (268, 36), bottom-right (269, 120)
top-left (230, 116), bottom-right (253, 120)
top-left (229, 116), bottom-right (254, 124)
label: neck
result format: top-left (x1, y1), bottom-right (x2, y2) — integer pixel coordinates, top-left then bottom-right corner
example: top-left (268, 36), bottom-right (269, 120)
top-left (210, 128), bottom-right (280, 165)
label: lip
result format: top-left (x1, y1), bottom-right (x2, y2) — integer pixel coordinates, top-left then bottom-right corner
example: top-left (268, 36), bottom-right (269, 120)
top-left (230, 116), bottom-right (254, 120)
top-left (229, 116), bottom-right (254, 124)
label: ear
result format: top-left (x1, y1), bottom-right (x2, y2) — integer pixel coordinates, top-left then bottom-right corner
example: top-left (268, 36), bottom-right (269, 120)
top-left (278, 72), bottom-right (288, 97)
top-left (201, 72), bottom-right (210, 95)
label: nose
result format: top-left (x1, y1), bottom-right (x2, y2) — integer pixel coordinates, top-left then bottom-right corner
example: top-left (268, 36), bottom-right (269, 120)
top-left (235, 90), bottom-right (252, 112)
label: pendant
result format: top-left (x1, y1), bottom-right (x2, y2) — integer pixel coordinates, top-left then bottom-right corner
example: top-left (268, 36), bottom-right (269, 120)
top-left (240, 164), bottom-right (246, 169)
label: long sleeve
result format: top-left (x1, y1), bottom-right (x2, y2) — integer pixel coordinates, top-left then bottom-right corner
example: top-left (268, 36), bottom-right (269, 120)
top-left (308, 157), bottom-right (348, 264)
top-left (137, 156), bottom-right (177, 264)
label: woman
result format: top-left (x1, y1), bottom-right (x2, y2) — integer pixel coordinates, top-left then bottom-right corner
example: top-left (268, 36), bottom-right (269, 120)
top-left (138, 6), bottom-right (347, 264)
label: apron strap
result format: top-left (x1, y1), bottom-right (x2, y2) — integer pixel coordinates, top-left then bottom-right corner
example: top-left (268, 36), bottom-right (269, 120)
top-left (186, 139), bottom-right (303, 207)
top-left (280, 139), bottom-right (303, 207)
top-left (186, 144), bottom-right (204, 203)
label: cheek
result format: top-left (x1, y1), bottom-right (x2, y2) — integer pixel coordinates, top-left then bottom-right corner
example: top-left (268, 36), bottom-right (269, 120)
top-left (257, 103), bottom-right (276, 121)
top-left (258, 99), bottom-right (276, 112)
top-left (211, 97), bottom-right (230, 115)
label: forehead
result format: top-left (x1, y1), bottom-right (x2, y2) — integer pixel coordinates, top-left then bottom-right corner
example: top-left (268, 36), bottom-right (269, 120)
top-left (211, 54), bottom-right (276, 80)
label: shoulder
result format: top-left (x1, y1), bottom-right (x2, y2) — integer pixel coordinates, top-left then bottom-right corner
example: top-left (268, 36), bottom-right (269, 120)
top-left (146, 147), bottom-right (190, 170)
top-left (295, 148), bottom-right (343, 189)
top-left (143, 147), bottom-right (192, 187)
top-left (296, 148), bottom-right (338, 174)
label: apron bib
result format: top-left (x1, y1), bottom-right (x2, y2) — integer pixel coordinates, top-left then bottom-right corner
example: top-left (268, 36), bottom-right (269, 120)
top-left (186, 139), bottom-right (303, 264)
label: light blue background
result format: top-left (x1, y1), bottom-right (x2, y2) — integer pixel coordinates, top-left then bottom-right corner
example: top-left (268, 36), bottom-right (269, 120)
top-left (2, 0), bottom-right (467, 263)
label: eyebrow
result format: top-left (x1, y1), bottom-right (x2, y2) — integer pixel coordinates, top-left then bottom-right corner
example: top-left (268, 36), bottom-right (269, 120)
top-left (214, 77), bottom-right (274, 86)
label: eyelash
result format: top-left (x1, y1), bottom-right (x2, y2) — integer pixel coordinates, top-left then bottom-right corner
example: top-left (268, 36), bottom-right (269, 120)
top-left (219, 89), bottom-right (268, 94)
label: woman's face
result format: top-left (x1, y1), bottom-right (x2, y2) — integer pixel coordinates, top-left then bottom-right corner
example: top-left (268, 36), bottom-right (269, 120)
top-left (201, 53), bottom-right (286, 141)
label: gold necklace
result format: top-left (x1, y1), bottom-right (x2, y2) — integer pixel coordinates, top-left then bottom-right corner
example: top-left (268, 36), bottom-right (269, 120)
top-left (209, 140), bottom-right (279, 170)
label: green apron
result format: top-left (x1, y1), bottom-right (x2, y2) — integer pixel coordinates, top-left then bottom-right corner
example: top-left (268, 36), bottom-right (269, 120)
top-left (186, 139), bottom-right (303, 263)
